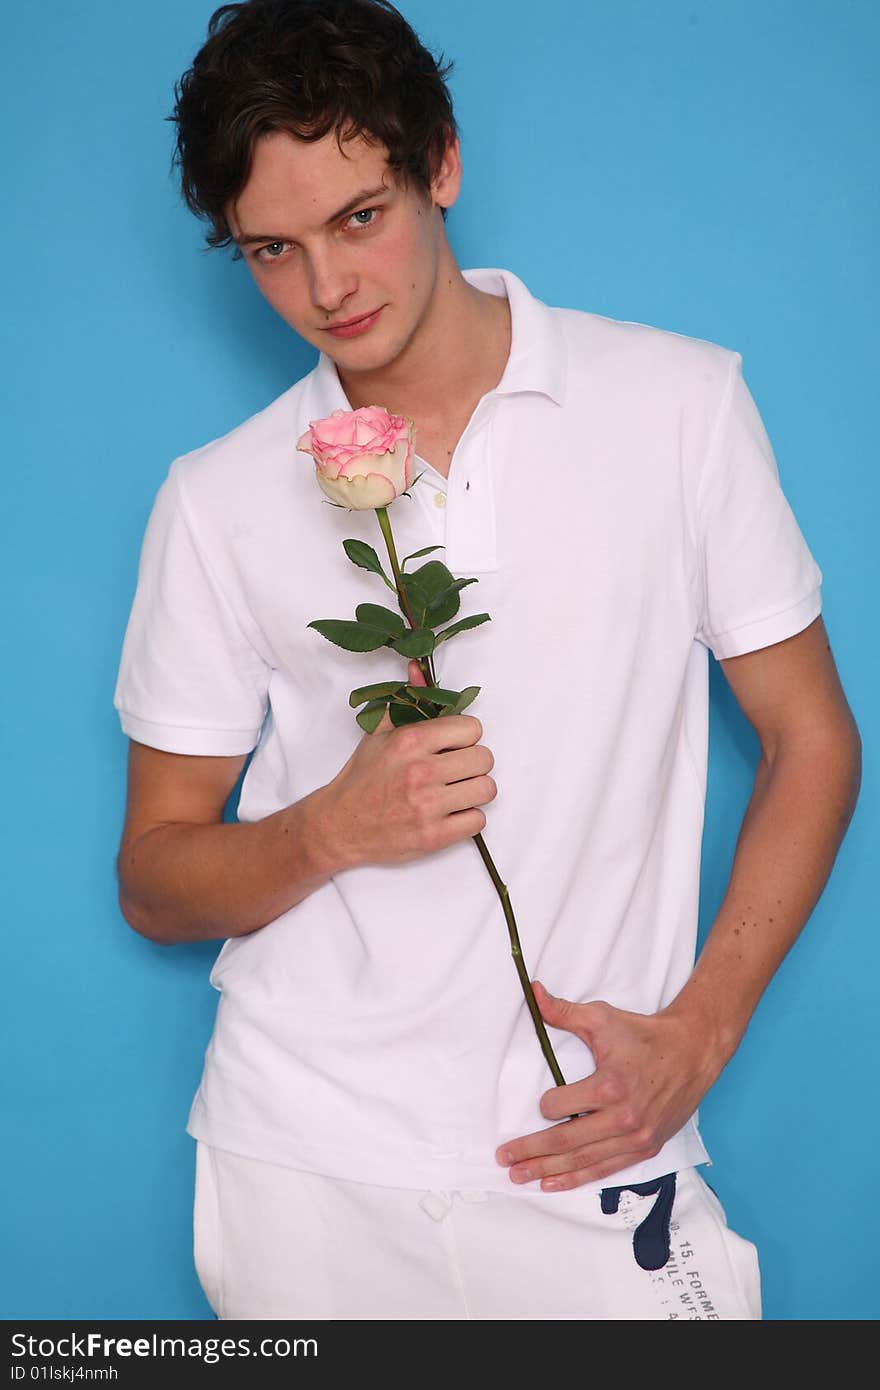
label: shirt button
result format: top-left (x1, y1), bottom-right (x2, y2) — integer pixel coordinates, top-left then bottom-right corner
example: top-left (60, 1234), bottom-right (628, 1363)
top-left (433, 492), bottom-right (446, 508)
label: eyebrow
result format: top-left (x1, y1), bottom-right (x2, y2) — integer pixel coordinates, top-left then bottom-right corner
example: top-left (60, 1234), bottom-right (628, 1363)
top-left (232, 183), bottom-right (391, 246)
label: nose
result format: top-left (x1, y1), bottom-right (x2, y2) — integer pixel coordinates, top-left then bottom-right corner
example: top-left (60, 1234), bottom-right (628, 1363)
top-left (306, 249), bottom-right (358, 316)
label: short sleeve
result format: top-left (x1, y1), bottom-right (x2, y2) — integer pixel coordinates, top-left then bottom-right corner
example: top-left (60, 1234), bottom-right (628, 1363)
top-left (695, 353), bottom-right (823, 659)
top-left (113, 461), bottom-right (271, 754)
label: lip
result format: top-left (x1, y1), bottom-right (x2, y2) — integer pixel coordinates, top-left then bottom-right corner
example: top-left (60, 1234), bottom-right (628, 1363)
top-left (323, 307), bottom-right (384, 338)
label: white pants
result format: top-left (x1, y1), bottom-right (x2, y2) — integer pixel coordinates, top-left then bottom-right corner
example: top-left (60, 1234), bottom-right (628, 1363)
top-left (193, 1140), bottom-right (762, 1320)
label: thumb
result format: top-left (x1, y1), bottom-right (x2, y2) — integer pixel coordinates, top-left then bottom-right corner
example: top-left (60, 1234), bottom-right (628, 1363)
top-left (370, 660), bottom-right (425, 736)
top-left (532, 980), bottom-right (598, 1044)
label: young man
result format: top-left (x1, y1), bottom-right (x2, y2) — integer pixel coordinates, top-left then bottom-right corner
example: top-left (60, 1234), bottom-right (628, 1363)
top-left (114, 0), bottom-right (861, 1320)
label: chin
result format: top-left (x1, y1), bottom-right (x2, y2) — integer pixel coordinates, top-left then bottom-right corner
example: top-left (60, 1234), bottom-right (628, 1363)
top-left (329, 336), bottom-right (404, 375)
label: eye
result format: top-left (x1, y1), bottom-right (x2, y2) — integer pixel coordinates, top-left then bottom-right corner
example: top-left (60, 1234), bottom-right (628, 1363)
top-left (254, 241), bottom-right (291, 263)
top-left (347, 207), bottom-right (379, 229)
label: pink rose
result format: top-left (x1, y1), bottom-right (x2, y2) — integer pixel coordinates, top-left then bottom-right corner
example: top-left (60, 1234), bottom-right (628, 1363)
top-left (297, 406), bottom-right (416, 511)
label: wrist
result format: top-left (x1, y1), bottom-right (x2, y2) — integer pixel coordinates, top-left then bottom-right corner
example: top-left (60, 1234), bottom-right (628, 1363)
top-left (659, 985), bottom-right (743, 1081)
top-left (294, 780), bottom-right (355, 878)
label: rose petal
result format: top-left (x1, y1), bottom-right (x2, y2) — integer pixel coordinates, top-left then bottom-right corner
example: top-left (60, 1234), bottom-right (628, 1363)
top-left (316, 469), bottom-right (398, 510)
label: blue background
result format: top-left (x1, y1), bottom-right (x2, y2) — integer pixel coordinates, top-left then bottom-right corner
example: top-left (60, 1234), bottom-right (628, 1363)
top-left (3, 0), bottom-right (875, 1320)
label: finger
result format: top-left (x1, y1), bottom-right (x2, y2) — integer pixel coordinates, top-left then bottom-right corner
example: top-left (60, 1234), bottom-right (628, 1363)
top-left (496, 1114), bottom-right (595, 1169)
top-left (499, 1120), bottom-right (658, 1185)
top-left (535, 1144), bottom-right (659, 1192)
top-left (433, 744), bottom-right (495, 786)
top-left (370, 686), bottom-right (479, 744)
top-left (497, 1103), bottom-right (630, 1171)
top-left (417, 713), bottom-right (484, 753)
top-left (539, 1069), bottom-right (611, 1121)
top-left (436, 773), bottom-right (498, 818)
top-left (500, 1105), bottom-right (662, 1184)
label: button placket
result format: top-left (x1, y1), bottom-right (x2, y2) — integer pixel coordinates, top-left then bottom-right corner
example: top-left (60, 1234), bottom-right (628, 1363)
top-left (443, 417), bottom-right (497, 574)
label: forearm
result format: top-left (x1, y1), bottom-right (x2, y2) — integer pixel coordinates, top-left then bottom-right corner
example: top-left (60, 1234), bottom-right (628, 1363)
top-left (117, 783), bottom-right (342, 945)
top-left (666, 728), bottom-right (862, 1070)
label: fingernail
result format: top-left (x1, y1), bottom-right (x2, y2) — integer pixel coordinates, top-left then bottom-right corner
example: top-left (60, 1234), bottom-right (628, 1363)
top-left (496, 1148), bottom-right (513, 1166)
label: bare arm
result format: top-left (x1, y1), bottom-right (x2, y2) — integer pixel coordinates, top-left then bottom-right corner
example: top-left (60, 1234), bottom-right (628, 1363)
top-left (115, 741), bottom-right (342, 945)
top-left (665, 612), bottom-right (862, 1060)
top-left (116, 660), bottom-right (497, 946)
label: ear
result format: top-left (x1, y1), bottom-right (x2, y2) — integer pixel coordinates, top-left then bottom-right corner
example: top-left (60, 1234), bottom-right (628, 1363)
top-left (429, 131), bottom-right (463, 212)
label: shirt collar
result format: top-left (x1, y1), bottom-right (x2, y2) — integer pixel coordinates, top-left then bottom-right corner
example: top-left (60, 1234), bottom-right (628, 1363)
top-left (462, 266), bottom-right (567, 405)
top-left (308, 265), bottom-right (566, 420)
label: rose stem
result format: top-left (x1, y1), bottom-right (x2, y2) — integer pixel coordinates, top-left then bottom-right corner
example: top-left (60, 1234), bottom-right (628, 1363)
top-left (469, 835), bottom-right (568, 1092)
top-left (373, 505), bottom-right (573, 1102)
top-left (375, 506), bottom-right (437, 684)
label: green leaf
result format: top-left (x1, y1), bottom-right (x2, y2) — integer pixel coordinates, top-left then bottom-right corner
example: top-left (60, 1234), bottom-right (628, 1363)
top-left (402, 544), bottom-right (445, 567)
top-left (355, 699), bottom-right (389, 733)
top-left (388, 688), bottom-right (433, 711)
top-left (412, 559), bottom-right (455, 597)
top-left (436, 686), bottom-right (481, 716)
top-left (308, 619), bottom-right (390, 652)
top-left (403, 685), bottom-right (463, 707)
top-left (389, 627), bottom-right (437, 658)
top-left (425, 576), bottom-right (479, 624)
top-left (400, 560), bottom-right (456, 626)
top-left (433, 613), bottom-right (491, 646)
top-left (399, 571), bottom-right (431, 627)
top-left (426, 577), bottom-right (478, 608)
top-left (424, 588), bottom-right (460, 624)
top-left (389, 701), bottom-right (428, 727)
top-left (349, 680), bottom-right (406, 708)
top-left (342, 539), bottom-right (395, 590)
top-left (454, 686), bottom-right (481, 712)
top-left (354, 603), bottom-right (406, 636)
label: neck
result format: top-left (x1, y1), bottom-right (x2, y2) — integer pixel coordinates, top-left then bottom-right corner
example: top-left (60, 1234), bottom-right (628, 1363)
top-left (336, 253), bottom-right (511, 422)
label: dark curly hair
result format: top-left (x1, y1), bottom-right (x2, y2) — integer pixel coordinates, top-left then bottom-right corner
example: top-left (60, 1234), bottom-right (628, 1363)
top-left (168, 0), bottom-right (458, 255)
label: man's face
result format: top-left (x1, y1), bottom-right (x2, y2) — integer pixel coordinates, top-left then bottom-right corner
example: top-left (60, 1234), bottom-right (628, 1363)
top-left (226, 128), bottom-right (456, 377)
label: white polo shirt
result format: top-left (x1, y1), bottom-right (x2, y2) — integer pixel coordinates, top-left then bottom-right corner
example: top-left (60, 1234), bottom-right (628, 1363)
top-left (113, 267), bottom-right (823, 1194)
